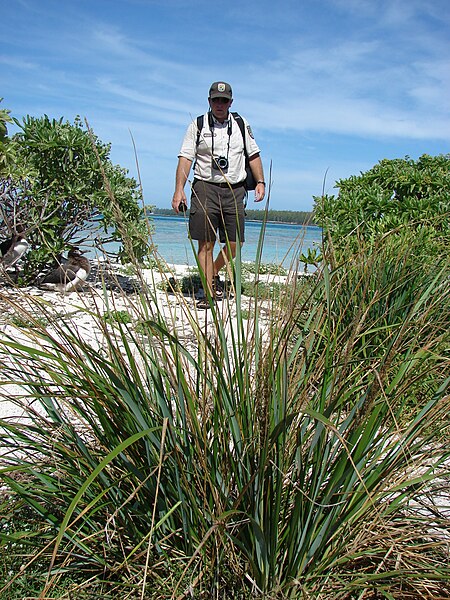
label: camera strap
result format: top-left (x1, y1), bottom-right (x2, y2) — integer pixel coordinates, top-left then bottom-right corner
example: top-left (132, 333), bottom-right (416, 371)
top-left (196, 112), bottom-right (256, 193)
top-left (207, 111), bottom-right (232, 164)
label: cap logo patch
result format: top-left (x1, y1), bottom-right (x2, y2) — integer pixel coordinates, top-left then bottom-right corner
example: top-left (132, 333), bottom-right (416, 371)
top-left (218, 83), bottom-right (226, 92)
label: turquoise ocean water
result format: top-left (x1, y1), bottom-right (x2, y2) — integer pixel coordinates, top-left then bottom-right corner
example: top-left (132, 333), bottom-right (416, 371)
top-left (146, 215), bottom-right (322, 267)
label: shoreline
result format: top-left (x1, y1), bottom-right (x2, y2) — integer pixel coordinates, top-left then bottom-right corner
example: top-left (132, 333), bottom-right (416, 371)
top-left (150, 212), bottom-right (319, 228)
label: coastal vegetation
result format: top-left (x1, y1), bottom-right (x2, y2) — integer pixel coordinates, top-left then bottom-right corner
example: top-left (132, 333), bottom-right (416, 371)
top-left (0, 101), bottom-right (149, 283)
top-left (1, 230), bottom-right (448, 598)
top-left (0, 105), bottom-right (449, 599)
top-left (314, 153), bottom-right (450, 265)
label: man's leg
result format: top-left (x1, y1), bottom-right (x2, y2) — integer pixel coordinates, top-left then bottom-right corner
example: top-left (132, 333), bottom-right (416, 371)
top-left (198, 240), bottom-right (215, 295)
top-left (214, 241), bottom-right (238, 278)
top-left (215, 186), bottom-right (246, 279)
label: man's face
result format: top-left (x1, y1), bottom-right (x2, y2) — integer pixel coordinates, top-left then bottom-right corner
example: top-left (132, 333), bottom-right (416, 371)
top-left (209, 97), bottom-right (233, 122)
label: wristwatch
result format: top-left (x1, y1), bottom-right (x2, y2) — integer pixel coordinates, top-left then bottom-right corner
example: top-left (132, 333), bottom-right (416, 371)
top-left (257, 181), bottom-right (266, 185)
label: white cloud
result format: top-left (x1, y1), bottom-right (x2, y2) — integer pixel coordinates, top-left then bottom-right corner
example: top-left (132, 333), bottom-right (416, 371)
top-left (3, 0), bottom-right (449, 212)
top-left (0, 56), bottom-right (38, 70)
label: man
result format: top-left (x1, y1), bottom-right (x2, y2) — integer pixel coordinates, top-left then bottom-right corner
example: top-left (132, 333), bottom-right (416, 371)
top-left (172, 81), bottom-right (265, 309)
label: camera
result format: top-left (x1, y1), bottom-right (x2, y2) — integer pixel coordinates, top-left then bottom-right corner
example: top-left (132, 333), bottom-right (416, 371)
top-left (212, 156), bottom-right (229, 171)
top-left (178, 202), bottom-right (187, 213)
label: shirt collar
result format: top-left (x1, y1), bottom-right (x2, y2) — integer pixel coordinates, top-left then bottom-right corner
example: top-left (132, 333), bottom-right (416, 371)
top-left (211, 113), bottom-right (230, 127)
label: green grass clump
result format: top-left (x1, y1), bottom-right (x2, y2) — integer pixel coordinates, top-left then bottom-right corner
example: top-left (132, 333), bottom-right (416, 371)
top-left (241, 261), bottom-right (288, 276)
top-left (165, 273), bottom-right (203, 295)
top-left (0, 230), bottom-right (449, 598)
top-left (104, 309), bottom-right (133, 325)
top-left (242, 279), bottom-right (285, 301)
top-left (9, 314), bottom-right (48, 328)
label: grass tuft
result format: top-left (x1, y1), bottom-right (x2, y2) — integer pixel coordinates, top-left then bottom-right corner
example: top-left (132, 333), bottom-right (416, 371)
top-left (0, 225), bottom-right (449, 598)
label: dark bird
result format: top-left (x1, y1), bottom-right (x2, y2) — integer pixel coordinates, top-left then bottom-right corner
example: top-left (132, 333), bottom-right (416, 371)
top-left (40, 248), bottom-right (91, 292)
top-left (0, 227), bottom-right (29, 270)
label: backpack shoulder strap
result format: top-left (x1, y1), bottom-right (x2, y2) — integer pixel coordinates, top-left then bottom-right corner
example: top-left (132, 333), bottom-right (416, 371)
top-left (195, 114), bottom-right (204, 147)
top-left (231, 112), bottom-right (248, 157)
top-left (196, 112), bottom-right (249, 157)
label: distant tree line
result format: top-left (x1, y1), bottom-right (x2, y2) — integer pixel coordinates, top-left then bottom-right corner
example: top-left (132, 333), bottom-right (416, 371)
top-left (152, 207), bottom-right (315, 225)
top-left (246, 209), bottom-right (315, 224)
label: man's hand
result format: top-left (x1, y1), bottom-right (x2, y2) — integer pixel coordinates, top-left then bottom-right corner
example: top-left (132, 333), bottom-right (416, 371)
top-left (254, 182), bottom-right (265, 202)
top-left (248, 154), bottom-right (265, 202)
top-left (172, 191), bottom-right (187, 213)
top-left (172, 157), bottom-right (193, 213)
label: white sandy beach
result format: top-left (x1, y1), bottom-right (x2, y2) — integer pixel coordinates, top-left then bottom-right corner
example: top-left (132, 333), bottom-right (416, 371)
top-left (0, 261), bottom-right (291, 423)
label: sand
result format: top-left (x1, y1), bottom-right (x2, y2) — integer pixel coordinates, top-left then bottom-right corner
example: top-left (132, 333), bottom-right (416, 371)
top-left (0, 261), bottom-right (289, 422)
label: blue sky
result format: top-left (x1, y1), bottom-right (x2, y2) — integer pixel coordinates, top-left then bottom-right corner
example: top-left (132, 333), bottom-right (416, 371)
top-left (2, 0), bottom-right (449, 211)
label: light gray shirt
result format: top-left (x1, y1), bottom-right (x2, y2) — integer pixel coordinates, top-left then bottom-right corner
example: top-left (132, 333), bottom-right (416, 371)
top-left (178, 112), bottom-right (260, 185)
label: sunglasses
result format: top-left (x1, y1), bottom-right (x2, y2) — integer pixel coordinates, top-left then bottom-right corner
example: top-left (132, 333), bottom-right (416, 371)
top-left (211, 97), bottom-right (230, 104)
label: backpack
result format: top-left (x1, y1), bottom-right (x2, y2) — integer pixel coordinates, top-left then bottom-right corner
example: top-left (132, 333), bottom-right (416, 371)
top-left (195, 112), bottom-right (257, 191)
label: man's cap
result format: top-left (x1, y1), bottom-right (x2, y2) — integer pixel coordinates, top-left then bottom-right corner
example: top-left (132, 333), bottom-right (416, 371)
top-left (209, 81), bottom-right (232, 100)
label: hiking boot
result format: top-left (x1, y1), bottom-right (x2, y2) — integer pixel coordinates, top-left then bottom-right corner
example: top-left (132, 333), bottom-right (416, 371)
top-left (196, 297), bottom-right (213, 310)
top-left (212, 275), bottom-right (224, 300)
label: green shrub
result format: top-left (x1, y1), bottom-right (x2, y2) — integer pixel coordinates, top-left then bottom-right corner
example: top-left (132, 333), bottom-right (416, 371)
top-left (104, 309), bottom-right (133, 325)
top-left (314, 153), bottom-right (450, 266)
top-left (165, 273), bottom-right (203, 295)
top-left (1, 112), bottom-right (150, 282)
top-left (180, 273), bottom-right (202, 294)
top-left (242, 261), bottom-right (287, 276)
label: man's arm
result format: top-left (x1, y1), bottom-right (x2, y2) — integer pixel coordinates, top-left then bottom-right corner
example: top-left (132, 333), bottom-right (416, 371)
top-left (172, 157), bottom-right (193, 213)
top-left (249, 154), bottom-right (265, 203)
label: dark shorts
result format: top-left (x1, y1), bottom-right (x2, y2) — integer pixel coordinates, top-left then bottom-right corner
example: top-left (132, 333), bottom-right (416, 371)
top-left (189, 179), bottom-right (246, 243)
